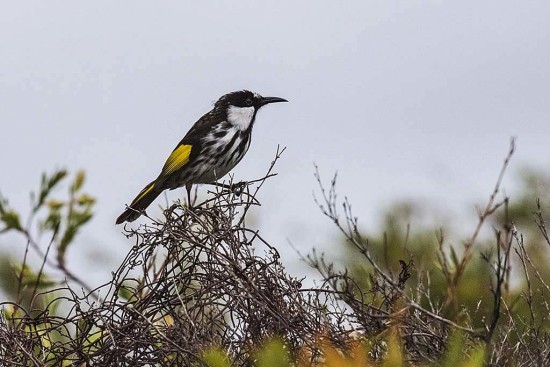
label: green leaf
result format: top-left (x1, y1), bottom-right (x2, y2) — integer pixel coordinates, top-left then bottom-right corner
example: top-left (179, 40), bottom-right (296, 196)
top-left (437, 330), bottom-right (465, 367)
top-left (48, 170), bottom-right (68, 190)
top-left (77, 193), bottom-right (96, 206)
top-left (0, 195), bottom-right (5, 213)
top-left (77, 317), bottom-right (93, 338)
top-left (58, 225), bottom-right (78, 264)
top-left (117, 280), bottom-right (138, 302)
top-left (202, 348), bottom-right (231, 367)
top-left (71, 170), bottom-right (86, 193)
top-left (463, 345), bottom-right (486, 367)
top-left (1, 209), bottom-right (23, 232)
top-left (72, 210), bottom-right (94, 227)
top-left (35, 169), bottom-right (68, 211)
top-left (12, 263), bottom-right (56, 288)
top-left (46, 199), bottom-right (64, 210)
top-left (42, 211), bottom-right (62, 234)
top-left (382, 330), bottom-right (404, 367)
top-left (255, 339), bottom-right (290, 367)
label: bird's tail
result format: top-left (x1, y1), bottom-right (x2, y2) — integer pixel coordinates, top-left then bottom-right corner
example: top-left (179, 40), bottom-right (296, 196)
top-left (116, 180), bottom-right (161, 224)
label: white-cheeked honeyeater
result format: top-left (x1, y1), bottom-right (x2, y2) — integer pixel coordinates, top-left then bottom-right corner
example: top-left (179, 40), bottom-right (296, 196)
top-left (116, 90), bottom-right (288, 224)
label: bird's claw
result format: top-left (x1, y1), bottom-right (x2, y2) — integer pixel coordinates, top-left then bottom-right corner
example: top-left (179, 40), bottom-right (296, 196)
top-left (230, 181), bottom-right (247, 196)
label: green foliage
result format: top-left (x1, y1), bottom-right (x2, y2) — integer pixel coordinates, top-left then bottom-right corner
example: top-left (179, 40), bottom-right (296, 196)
top-left (200, 331), bottom-right (485, 367)
top-left (255, 339), bottom-right (291, 367)
top-left (1, 159), bottom-right (549, 365)
top-left (0, 196), bottom-right (23, 233)
top-left (11, 263), bottom-right (56, 288)
top-left (0, 169), bottom-right (95, 305)
top-left (33, 169), bottom-right (68, 213)
top-left (203, 348), bottom-right (231, 367)
top-left (346, 165), bottom-right (550, 327)
top-left (434, 331), bottom-right (485, 367)
top-left (340, 166), bottom-right (550, 361)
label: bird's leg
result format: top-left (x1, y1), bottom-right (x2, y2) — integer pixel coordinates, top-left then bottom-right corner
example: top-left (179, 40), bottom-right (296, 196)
top-left (186, 183), bottom-right (193, 209)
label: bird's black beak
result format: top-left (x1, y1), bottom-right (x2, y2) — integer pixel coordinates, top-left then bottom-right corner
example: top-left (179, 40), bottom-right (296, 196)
top-left (259, 96), bottom-right (288, 107)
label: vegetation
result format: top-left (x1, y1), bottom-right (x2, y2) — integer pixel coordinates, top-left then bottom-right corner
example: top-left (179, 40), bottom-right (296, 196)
top-left (0, 142), bottom-right (549, 366)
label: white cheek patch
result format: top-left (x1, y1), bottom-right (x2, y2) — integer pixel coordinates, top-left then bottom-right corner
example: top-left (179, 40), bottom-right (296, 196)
top-left (227, 106), bottom-right (255, 131)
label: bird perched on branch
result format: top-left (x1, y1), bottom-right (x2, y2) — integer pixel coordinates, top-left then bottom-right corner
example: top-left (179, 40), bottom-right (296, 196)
top-left (116, 90), bottom-right (288, 224)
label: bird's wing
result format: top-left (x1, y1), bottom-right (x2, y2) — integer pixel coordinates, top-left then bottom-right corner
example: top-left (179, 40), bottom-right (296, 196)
top-left (157, 107), bottom-right (224, 178)
top-left (159, 143), bottom-right (193, 177)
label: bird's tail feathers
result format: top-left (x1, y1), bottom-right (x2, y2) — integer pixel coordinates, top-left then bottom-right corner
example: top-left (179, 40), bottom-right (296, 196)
top-left (116, 181), bottom-right (161, 224)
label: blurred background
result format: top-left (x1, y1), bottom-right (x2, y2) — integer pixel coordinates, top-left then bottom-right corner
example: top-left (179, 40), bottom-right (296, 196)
top-left (1, 1), bottom-right (549, 291)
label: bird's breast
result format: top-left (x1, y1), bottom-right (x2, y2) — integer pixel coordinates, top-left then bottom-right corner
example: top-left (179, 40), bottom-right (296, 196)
top-left (202, 126), bottom-right (251, 167)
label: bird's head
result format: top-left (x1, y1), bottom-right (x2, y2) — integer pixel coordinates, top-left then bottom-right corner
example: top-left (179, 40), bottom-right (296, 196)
top-left (217, 90), bottom-right (288, 110)
top-left (215, 90), bottom-right (288, 130)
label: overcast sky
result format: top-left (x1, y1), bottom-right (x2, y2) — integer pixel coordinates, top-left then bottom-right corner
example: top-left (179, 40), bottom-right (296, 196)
top-left (1, 1), bottom-right (549, 287)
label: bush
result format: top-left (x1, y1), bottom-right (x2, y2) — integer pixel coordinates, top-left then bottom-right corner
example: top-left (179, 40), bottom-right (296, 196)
top-left (0, 142), bottom-right (549, 366)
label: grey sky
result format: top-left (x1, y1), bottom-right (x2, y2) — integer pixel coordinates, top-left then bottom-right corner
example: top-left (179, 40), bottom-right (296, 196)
top-left (1, 2), bottom-right (549, 286)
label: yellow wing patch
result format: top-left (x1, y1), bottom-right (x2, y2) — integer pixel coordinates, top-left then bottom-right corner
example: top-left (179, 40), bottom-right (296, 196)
top-left (161, 144), bottom-right (192, 177)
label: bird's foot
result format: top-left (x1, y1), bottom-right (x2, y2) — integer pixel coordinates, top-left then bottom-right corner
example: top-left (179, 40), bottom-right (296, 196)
top-left (229, 181), bottom-right (247, 196)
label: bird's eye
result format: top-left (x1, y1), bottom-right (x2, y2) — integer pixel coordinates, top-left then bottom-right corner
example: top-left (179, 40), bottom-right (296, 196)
top-left (245, 98), bottom-right (253, 106)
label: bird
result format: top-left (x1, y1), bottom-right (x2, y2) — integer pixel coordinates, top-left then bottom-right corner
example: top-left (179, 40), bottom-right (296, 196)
top-left (115, 90), bottom-right (288, 224)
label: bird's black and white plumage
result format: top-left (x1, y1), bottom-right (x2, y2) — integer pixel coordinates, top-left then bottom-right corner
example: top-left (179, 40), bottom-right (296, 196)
top-left (115, 90), bottom-right (287, 224)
